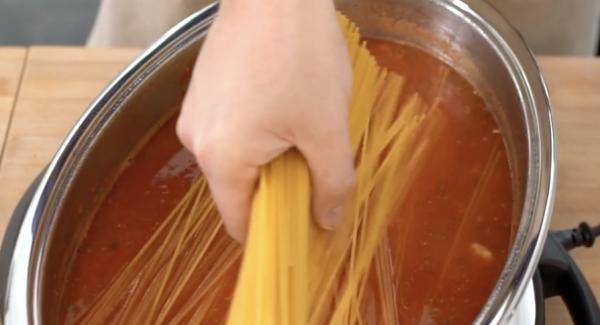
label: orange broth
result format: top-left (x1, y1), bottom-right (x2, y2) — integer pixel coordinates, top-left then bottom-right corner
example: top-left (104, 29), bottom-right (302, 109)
top-left (54, 39), bottom-right (514, 324)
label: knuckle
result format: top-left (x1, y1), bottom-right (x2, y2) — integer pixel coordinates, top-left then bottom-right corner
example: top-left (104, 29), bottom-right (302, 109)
top-left (320, 167), bottom-right (356, 200)
top-left (175, 116), bottom-right (190, 146)
top-left (192, 138), bottom-right (217, 174)
top-left (222, 216), bottom-right (245, 243)
top-left (334, 169), bottom-right (356, 198)
top-left (193, 134), bottom-right (246, 182)
top-left (341, 170), bottom-right (356, 193)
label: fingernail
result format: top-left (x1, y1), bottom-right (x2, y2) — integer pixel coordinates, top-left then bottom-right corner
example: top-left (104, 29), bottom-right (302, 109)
top-left (321, 205), bottom-right (345, 230)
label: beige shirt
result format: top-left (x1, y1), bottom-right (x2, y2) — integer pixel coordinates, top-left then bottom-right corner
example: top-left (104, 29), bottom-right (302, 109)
top-left (87, 0), bottom-right (214, 47)
top-left (489, 0), bottom-right (600, 55)
top-left (87, 0), bottom-right (600, 55)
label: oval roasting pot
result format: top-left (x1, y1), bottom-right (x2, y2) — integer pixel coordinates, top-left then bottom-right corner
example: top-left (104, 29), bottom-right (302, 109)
top-left (0, 0), bottom-right (556, 323)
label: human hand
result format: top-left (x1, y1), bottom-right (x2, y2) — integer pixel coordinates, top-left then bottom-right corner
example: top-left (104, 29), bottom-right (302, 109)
top-left (177, 0), bottom-right (355, 242)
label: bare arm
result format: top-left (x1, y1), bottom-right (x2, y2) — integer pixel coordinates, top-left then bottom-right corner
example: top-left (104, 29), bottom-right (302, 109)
top-left (177, 0), bottom-right (355, 242)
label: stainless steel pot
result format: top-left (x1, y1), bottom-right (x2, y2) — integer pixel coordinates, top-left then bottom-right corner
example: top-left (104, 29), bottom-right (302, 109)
top-left (0, 0), bottom-right (556, 323)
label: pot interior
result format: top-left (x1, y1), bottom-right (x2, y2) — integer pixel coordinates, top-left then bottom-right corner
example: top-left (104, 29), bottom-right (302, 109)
top-left (31, 0), bottom-right (549, 323)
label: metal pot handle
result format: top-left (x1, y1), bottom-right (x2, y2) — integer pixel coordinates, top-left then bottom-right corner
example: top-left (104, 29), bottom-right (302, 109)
top-left (539, 226), bottom-right (600, 325)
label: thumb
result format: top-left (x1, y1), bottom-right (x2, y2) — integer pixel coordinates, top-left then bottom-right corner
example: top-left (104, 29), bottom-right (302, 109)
top-left (296, 120), bottom-right (355, 230)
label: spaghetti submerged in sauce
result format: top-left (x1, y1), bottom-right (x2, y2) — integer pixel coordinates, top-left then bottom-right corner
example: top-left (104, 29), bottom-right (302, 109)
top-left (53, 40), bottom-right (514, 324)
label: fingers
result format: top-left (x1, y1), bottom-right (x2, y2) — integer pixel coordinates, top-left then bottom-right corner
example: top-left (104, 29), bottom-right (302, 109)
top-left (176, 116), bottom-right (253, 243)
top-left (196, 140), bottom-right (259, 243)
top-left (204, 161), bottom-right (257, 244)
top-left (177, 114), bottom-right (292, 243)
top-left (178, 92), bottom-right (354, 238)
top-left (296, 114), bottom-right (355, 230)
top-left (178, 112), bottom-right (354, 237)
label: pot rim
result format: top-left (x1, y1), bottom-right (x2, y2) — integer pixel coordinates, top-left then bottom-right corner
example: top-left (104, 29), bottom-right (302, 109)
top-left (457, 0), bottom-right (557, 322)
top-left (0, 0), bottom-right (556, 324)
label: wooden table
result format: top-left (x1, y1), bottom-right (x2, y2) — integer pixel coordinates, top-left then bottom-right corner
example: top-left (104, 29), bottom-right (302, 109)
top-left (0, 47), bottom-right (598, 324)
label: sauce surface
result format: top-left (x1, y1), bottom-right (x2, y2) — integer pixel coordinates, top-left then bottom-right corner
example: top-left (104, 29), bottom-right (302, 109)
top-left (53, 39), bottom-right (514, 324)
top-left (366, 40), bottom-right (513, 324)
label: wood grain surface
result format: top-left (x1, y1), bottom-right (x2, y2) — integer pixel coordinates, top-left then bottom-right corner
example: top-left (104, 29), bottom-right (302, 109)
top-left (0, 47), bottom-right (598, 324)
top-left (0, 47), bottom-right (139, 231)
top-left (539, 57), bottom-right (600, 325)
top-left (0, 48), bottom-right (26, 164)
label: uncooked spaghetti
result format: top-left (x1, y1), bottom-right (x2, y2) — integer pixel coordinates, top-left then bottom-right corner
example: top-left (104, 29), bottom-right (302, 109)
top-left (78, 13), bottom-right (445, 325)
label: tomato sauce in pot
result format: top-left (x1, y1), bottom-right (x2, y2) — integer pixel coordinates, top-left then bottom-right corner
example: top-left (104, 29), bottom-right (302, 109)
top-left (51, 39), bottom-right (514, 325)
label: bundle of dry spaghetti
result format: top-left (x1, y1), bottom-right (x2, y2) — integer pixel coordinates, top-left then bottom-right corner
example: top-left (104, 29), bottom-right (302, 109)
top-left (77, 13), bottom-right (444, 325)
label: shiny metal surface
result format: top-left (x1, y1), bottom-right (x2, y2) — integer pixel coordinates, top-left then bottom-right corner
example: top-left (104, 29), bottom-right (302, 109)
top-left (1, 5), bottom-right (217, 324)
top-left (507, 280), bottom-right (537, 324)
top-left (0, 0), bottom-right (555, 324)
